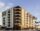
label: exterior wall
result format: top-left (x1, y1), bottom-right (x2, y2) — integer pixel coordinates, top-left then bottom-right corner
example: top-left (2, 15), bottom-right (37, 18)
top-left (6, 9), bottom-right (13, 28)
top-left (37, 25), bottom-right (40, 28)
top-left (13, 7), bottom-right (22, 30)
top-left (32, 18), bottom-right (36, 28)
top-left (5, 10), bottom-right (8, 27)
top-left (2, 11), bottom-right (8, 27)
top-left (2, 8), bottom-right (13, 28)
top-left (29, 15), bottom-right (33, 28)
top-left (21, 8), bottom-right (25, 29)
top-left (24, 11), bottom-right (28, 28)
top-left (26, 13), bottom-right (36, 29)
top-left (2, 6), bottom-right (37, 29)
top-left (10, 8), bottom-right (13, 28)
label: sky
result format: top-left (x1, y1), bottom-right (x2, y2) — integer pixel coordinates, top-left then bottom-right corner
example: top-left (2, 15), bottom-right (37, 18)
top-left (0, 0), bottom-right (40, 25)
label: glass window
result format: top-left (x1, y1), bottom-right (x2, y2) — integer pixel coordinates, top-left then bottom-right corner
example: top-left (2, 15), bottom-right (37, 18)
top-left (8, 18), bottom-right (10, 21)
top-left (2, 12), bottom-right (6, 16)
top-left (8, 11), bottom-right (10, 27)
top-left (3, 17), bottom-right (5, 19)
top-left (8, 14), bottom-right (10, 16)
top-left (3, 23), bottom-right (5, 25)
top-left (3, 18), bottom-right (5, 25)
top-left (8, 21), bottom-right (10, 27)
top-left (8, 24), bottom-right (10, 27)
top-left (8, 10), bottom-right (10, 13)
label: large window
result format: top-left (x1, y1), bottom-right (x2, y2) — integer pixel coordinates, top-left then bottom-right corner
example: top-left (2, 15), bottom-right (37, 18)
top-left (8, 10), bottom-right (10, 13)
top-left (8, 16), bottom-right (10, 27)
top-left (8, 14), bottom-right (10, 17)
top-left (8, 10), bottom-right (10, 27)
top-left (8, 18), bottom-right (10, 27)
top-left (8, 21), bottom-right (10, 27)
top-left (3, 18), bottom-right (5, 25)
top-left (2, 11), bottom-right (6, 16)
top-left (8, 10), bottom-right (10, 18)
top-left (8, 18), bottom-right (10, 21)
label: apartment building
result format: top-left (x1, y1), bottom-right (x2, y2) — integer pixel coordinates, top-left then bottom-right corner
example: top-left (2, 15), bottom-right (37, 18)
top-left (2, 8), bottom-right (13, 29)
top-left (2, 6), bottom-right (27, 30)
top-left (2, 6), bottom-right (37, 30)
top-left (32, 16), bottom-right (37, 29)
top-left (35, 21), bottom-right (40, 30)
top-left (26, 13), bottom-right (37, 29)
top-left (23, 12), bottom-right (37, 29)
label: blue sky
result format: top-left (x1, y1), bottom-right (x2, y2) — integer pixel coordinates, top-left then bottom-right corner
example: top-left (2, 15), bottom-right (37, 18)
top-left (0, 0), bottom-right (40, 25)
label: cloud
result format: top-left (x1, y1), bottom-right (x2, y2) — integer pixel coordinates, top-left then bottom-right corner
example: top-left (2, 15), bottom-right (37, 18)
top-left (8, 3), bottom-right (14, 7)
top-left (5, 6), bottom-right (10, 10)
top-left (4, 5), bottom-right (13, 10)
top-left (0, 2), bottom-right (13, 11)
top-left (4, 3), bottom-right (13, 10)
top-left (4, 3), bottom-right (13, 9)
top-left (8, 3), bottom-right (13, 5)
top-left (0, 2), bottom-right (5, 8)
top-left (0, 3), bottom-right (13, 25)
top-left (0, 2), bottom-right (13, 10)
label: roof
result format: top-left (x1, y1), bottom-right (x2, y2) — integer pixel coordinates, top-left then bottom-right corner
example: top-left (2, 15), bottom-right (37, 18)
top-left (14, 6), bottom-right (21, 8)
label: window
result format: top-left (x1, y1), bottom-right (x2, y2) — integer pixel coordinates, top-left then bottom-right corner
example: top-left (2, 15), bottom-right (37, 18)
top-left (3, 17), bottom-right (5, 19)
top-left (2, 12), bottom-right (6, 16)
top-left (8, 12), bottom-right (10, 20)
top-left (8, 11), bottom-right (10, 27)
top-left (8, 20), bottom-right (10, 27)
top-left (8, 14), bottom-right (10, 19)
top-left (8, 10), bottom-right (10, 18)
top-left (8, 14), bottom-right (10, 21)
top-left (3, 23), bottom-right (5, 25)
top-left (8, 10), bottom-right (10, 13)
top-left (8, 18), bottom-right (10, 27)
top-left (8, 24), bottom-right (10, 27)
top-left (8, 14), bottom-right (10, 16)
top-left (8, 16), bottom-right (10, 19)
top-left (8, 18), bottom-right (10, 21)
top-left (3, 18), bottom-right (5, 25)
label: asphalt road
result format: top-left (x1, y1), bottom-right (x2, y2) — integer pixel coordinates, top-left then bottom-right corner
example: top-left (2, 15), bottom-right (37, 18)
top-left (0, 30), bottom-right (38, 31)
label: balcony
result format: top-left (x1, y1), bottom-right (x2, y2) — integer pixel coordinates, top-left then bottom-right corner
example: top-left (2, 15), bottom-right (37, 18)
top-left (14, 12), bottom-right (21, 14)
top-left (14, 23), bottom-right (21, 25)
top-left (14, 15), bottom-right (21, 17)
top-left (15, 9), bottom-right (21, 11)
top-left (14, 19), bottom-right (21, 22)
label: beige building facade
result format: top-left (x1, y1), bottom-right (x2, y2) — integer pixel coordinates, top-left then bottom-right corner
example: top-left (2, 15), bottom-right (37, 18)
top-left (2, 6), bottom-right (37, 30)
